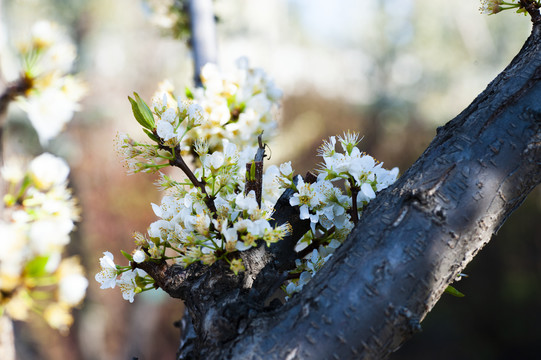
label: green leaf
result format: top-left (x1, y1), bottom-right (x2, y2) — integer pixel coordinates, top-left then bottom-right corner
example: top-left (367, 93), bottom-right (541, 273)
top-left (143, 128), bottom-right (160, 143)
top-left (445, 285), bottom-right (465, 297)
top-left (24, 256), bottom-right (50, 277)
top-left (185, 86), bottom-right (194, 99)
top-left (128, 93), bottom-right (155, 130)
top-left (121, 250), bottom-right (133, 261)
top-left (134, 93), bottom-right (156, 129)
top-left (129, 96), bottom-right (149, 129)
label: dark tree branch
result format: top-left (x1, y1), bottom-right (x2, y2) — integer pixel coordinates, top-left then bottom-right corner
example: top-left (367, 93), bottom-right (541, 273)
top-left (0, 76), bottom-right (32, 155)
top-left (221, 23), bottom-right (541, 360)
top-left (168, 144), bottom-right (217, 214)
top-left (0, 76), bottom-right (33, 214)
top-left (520, 0), bottom-right (541, 24)
top-left (165, 22), bottom-right (541, 360)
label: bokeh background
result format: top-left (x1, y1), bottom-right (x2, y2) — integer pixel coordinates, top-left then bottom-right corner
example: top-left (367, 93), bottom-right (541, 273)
top-left (1, 0), bottom-right (539, 359)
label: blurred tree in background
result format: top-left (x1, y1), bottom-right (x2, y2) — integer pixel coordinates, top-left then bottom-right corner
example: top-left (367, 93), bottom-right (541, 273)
top-left (0, 0), bottom-right (539, 359)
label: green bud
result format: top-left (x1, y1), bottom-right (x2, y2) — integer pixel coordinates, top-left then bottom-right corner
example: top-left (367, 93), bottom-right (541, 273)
top-left (445, 285), bottom-right (465, 297)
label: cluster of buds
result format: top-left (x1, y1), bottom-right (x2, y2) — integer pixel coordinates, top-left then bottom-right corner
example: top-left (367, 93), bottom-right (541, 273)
top-left (0, 154), bottom-right (86, 333)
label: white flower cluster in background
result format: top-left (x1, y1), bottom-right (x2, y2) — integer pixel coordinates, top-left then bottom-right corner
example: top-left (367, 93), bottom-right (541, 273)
top-left (0, 153), bottom-right (86, 333)
top-left (14, 20), bottom-right (86, 145)
top-left (284, 132), bottom-right (398, 297)
top-left (143, 0), bottom-right (189, 38)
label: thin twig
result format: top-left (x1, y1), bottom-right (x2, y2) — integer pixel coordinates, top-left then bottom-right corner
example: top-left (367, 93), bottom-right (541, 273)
top-left (349, 178), bottom-right (360, 225)
top-left (296, 226), bottom-right (336, 259)
top-left (169, 144), bottom-right (217, 214)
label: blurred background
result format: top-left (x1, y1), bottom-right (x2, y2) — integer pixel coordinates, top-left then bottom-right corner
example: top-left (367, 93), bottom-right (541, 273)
top-left (1, 0), bottom-right (539, 359)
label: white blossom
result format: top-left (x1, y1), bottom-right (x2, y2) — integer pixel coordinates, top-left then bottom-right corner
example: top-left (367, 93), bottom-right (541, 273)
top-left (95, 252), bottom-right (118, 289)
top-left (117, 270), bottom-right (138, 303)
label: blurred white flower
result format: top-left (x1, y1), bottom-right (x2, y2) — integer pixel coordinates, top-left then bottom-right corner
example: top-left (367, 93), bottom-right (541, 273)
top-left (57, 259), bottom-right (88, 306)
top-left (28, 153), bottom-right (69, 190)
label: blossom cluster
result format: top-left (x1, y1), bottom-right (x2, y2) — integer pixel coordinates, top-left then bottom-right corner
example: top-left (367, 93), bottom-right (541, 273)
top-left (284, 132), bottom-right (398, 296)
top-left (0, 153), bottom-right (87, 333)
top-left (15, 20), bottom-right (85, 145)
top-left (479, 0), bottom-right (532, 15)
top-left (115, 57), bottom-right (282, 175)
top-left (100, 62), bottom-right (399, 303)
top-left (152, 57), bottom-right (282, 155)
top-left (94, 251), bottom-right (153, 303)
top-left (99, 61), bottom-right (288, 301)
top-left (100, 136), bottom-right (291, 299)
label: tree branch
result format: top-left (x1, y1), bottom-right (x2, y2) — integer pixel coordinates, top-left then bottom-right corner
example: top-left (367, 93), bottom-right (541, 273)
top-left (170, 4), bottom-right (541, 360)
top-left (188, 0), bottom-right (217, 87)
top-left (221, 23), bottom-right (541, 360)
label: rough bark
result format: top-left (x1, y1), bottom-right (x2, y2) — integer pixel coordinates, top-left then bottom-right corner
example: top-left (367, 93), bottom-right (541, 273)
top-left (222, 23), bottom-right (541, 359)
top-left (138, 18), bottom-right (541, 360)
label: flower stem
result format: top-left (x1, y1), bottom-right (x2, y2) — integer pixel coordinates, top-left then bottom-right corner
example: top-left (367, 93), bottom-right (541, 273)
top-left (168, 144), bottom-right (217, 214)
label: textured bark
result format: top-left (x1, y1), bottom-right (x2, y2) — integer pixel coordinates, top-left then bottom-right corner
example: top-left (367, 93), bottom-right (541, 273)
top-left (158, 21), bottom-right (541, 360)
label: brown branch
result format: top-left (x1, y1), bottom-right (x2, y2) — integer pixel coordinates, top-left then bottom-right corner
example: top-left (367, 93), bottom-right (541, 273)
top-left (133, 259), bottom-right (190, 299)
top-left (168, 144), bottom-right (217, 214)
top-left (0, 76), bottom-right (33, 214)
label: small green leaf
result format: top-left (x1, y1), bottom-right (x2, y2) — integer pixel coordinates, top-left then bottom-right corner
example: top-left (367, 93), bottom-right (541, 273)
top-left (445, 285), bottom-right (465, 297)
top-left (129, 95), bottom-right (150, 129)
top-left (121, 250), bottom-right (133, 261)
top-left (134, 93), bottom-right (156, 129)
top-left (143, 128), bottom-right (160, 143)
top-left (128, 93), bottom-right (155, 130)
top-left (185, 86), bottom-right (194, 99)
top-left (24, 256), bottom-right (50, 277)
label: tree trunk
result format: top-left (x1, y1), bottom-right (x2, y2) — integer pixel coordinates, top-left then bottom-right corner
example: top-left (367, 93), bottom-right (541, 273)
top-left (153, 21), bottom-right (541, 360)
top-left (188, 0), bottom-right (217, 87)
